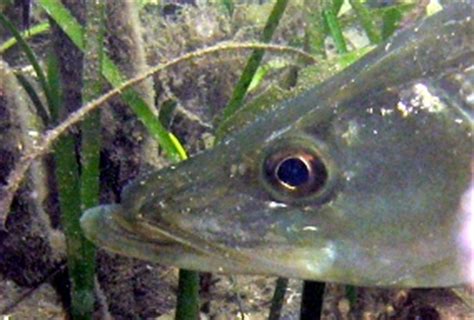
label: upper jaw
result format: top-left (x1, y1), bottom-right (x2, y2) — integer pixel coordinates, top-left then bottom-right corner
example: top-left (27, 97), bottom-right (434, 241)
top-left (80, 203), bottom-right (287, 275)
top-left (80, 203), bottom-right (340, 279)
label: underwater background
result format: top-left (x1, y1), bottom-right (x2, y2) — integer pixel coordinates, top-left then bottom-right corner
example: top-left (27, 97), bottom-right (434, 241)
top-left (0, 0), bottom-right (472, 319)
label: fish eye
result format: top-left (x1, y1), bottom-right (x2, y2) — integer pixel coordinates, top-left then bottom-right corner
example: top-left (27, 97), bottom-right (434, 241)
top-left (276, 157), bottom-right (311, 188)
top-left (263, 148), bottom-right (328, 199)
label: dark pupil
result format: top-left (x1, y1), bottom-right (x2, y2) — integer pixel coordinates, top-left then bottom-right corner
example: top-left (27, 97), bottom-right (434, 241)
top-left (277, 158), bottom-right (309, 187)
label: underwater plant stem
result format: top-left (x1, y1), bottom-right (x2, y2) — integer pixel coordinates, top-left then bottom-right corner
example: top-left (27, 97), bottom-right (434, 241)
top-left (322, 4), bottom-right (347, 54)
top-left (55, 134), bottom-right (87, 318)
top-left (0, 42), bottom-right (316, 227)
top-left (303, 0), bottom-right (326, 56)
top-left (300, 281), bottom-right (325, 320)
top-left (345, 285), bottom-right (357, 308)
top-left (221, 0), bottom-right (290, 121)
top-left (66, 0), bottom-right (105, 319)
top-left (175, 269), bottom-right (200, 320)
top-left (268, 277), bottom-right (289, 320)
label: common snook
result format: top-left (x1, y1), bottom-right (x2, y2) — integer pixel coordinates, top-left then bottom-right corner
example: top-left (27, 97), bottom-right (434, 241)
top-left (81, 3), bottom-right (473, 287)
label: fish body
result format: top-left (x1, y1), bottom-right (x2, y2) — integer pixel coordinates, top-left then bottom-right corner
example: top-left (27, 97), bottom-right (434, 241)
top-left (81, 3), bottom-right (473, 287)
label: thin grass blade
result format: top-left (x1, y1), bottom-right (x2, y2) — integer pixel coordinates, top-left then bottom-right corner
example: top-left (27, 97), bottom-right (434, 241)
top-left (349, 0), bottom-right (382, 44)
top-left (322, 4), bottom-right (347, 54)
top-left (15, 73), bottom-right (51, 124)
top-left (0, 22), bottom-right (49, 54)
top-left (0, 13), bottom-right (54, 116)
top-left (220, 0), bottom-right (290, 121)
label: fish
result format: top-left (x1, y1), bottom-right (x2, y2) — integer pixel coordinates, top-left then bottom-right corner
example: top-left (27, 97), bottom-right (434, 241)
top-left (81, 2), bottom-right (473, 288)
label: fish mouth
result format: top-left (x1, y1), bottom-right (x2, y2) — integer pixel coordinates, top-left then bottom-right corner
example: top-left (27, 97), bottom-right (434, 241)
top-left (80, 203), bottom-right (342, 279)
top-left (80, 204), bottom-right (241, 273)
top-left (81, 204), bottom-right (287, 275)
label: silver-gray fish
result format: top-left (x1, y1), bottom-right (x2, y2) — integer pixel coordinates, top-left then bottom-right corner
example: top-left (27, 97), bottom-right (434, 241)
top-left (81, 3), bottom-right (473, 287)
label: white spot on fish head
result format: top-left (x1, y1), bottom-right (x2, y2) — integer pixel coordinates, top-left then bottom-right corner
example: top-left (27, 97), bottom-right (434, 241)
top-left (380, 108), bottom-right (394, 116)
top-left (264, 126), bottom-right (291, 143)
top-left (238, 163), bottom-right (247, 176)
top-left (396, 101), bottom-right (410, 117)
top-left (466, 93), bottom-right (474, 105)
top-left (341, 120), bottom-right (359, 146)
top-left (412, 83), bottom-right (445, 113)
top-left (267, 201), bottom-right (287, 209)
top-left (230, 163), bottom-right (248, 178)
top-left (344, 170), bottom-right (356, 182)
top-left (397, 82), bottom-right (447, 118)
top-left (229, 164), bottom-right (237, 178)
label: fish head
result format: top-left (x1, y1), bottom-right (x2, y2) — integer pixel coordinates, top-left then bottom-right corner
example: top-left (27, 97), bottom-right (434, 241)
top-left (81, 3), bottom-right (473, 287)
top-left (81, 79), bottom-right (472, 286)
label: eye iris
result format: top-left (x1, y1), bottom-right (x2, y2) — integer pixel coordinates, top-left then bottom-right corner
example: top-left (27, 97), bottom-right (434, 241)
top-left (310, 158), bottom-right (328, 192)
top-left (276, 158), bottom-right (309, 187)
